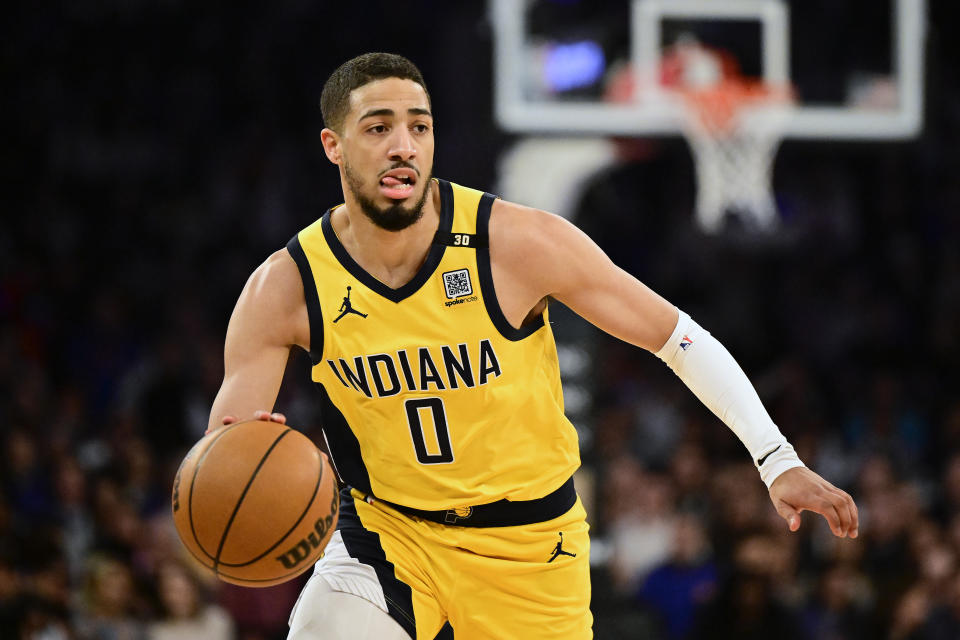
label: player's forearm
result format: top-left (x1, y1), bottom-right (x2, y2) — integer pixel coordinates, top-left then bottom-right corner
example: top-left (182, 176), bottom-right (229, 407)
top-left (654, 309), bottom-right (804, 487)
top-left (207, 358), bottom-right (287, 433)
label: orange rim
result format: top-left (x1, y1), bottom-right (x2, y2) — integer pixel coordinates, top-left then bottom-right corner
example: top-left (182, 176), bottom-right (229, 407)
top-left (677, 79), bottom-right (794, 133)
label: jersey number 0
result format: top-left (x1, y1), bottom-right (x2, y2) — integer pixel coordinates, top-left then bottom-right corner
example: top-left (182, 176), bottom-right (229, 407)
top-left (404, 398), bottom-right (454, 464)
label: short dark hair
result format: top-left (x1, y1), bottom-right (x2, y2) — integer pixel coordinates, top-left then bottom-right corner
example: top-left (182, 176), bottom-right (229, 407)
top-left (320, 53), bottom-right (430, 132)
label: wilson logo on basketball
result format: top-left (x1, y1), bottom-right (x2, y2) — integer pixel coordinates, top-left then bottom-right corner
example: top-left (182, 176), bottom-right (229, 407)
top-left (275, 492), bottom-right (340, 569)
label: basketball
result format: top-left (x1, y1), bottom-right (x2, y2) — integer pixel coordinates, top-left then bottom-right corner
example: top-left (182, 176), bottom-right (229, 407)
top-left (171, 420), bottom-right (339, 587)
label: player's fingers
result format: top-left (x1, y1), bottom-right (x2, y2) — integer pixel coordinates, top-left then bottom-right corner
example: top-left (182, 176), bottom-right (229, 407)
top-left (205, 415), bottom-right (238, 434)
top-left (775, 500), bottom-right (802, 532)
top-left (828, 491), bottom-right (852, 537)
top-left (253, 409), bottom-right (287, 423)
top-left (827, 488), bottom-right (859, 538)
top-left (839, 489), bottom-right (859, 538)
top-left (814, 496), bottom-right (844, 537)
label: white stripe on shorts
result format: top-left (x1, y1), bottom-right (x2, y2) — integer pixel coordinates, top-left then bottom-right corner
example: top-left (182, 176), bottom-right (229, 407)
top-left (310, 531), bottom-right (389, 613)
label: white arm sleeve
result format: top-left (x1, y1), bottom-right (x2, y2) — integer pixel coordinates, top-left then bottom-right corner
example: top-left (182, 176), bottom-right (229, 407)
top-left (654, 309), bottom-right (805, 488)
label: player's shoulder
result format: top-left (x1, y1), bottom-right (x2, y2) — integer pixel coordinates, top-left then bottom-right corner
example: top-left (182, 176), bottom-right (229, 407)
top-left (242, 248), bottom-right (305, 309)
top-left (489, 197), bottom-right (579, 254)
top-left (230, 248), bottom-right (310, 349)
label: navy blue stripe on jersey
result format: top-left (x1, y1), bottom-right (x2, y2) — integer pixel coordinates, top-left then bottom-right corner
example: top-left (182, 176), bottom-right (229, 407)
top-left (320, 179), bottom-right (455, 304)
top-left (337, 489), bottom-right (418, 638)
top-left (475, 192), bottom-right (545, 341)
top-left (315, 383), bottom-right (372, 495)
top-left (286, 235), bottom-right (324, 363)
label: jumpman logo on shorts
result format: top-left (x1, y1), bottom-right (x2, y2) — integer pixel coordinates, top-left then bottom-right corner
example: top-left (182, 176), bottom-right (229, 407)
top-left (547, 532), bottom-right (576, 563)
top-left (333, 286), bottom-right (368, 323)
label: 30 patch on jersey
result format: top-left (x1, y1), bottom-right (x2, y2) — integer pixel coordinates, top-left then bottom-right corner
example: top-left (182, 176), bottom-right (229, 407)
top-left (442, 269), bottom-right (473, 299)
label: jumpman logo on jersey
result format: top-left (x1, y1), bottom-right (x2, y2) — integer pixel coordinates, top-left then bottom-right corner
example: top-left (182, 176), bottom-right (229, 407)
top-left (333, 286), bottom-right (368, 323)
top-left (547, 532), bottom-right (576, 563)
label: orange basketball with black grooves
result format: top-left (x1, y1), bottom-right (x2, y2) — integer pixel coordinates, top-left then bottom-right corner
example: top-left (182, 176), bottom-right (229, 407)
top-left (171, 420), bottom-right (339, 587)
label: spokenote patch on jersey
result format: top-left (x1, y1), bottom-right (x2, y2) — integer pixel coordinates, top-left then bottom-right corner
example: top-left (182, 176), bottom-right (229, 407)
top-left (441, 268), bottom-right (478, 307)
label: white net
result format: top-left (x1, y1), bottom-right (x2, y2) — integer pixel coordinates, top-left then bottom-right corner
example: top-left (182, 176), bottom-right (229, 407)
top-left (679, 85), bottom-right (794, 233)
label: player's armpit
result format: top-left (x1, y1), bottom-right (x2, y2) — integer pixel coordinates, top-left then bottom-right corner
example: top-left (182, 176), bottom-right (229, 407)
top-left (488, 199), bottom-right (677, 352)
top-left (207, 249), bottom-right (310, 433)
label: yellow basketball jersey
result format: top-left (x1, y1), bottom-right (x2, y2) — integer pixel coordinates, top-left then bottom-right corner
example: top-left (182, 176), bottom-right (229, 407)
top-left (286, 180), bottom-right (580, 510)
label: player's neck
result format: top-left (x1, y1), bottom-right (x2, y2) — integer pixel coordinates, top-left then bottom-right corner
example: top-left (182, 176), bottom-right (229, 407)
top-left (334, 182), bottom-right (441, 289)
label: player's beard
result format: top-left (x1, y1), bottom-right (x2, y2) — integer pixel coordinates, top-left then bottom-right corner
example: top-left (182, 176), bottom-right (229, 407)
top-left (344, 161), bottom-right (432, 232)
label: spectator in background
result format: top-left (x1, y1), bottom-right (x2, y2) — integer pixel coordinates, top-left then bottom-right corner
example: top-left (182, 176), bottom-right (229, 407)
top-left (801, 562), bottom-right (873, 640)
top-left (74, 555), bottom-right (147, 640)
top-left (936, 453), bottom-right (960, 523)
top-left (90, 474), bottom-right (146, 562)
top-left (843, 372), bottom-right (930, 473)
top-left (637, 512), bottom-right (717, 640)
top-left (604, 455), bottom-right (677, 593)
top-left (0, 553), bottom-right (20, 633)
top-left (861, 479), bottom-right (916, 630)
top-left (10, 594), bottom-right (73, 640)
top-left (948, 514), bottom-right (960, 559)
top-left (53, 454), bottom-right (95, 585)
top-left (890, 542), bottom-right (960, 639)
top-left (148, 559), bottom-right (233, 640)
top-left (3, 428), bottom-right (53, 523)
top-left (668, 441), bottom-right (711, 518)
top-left (691, 533), bottom-right (803, 640)
top-left (890, 587), bottom-right (933, 640)
top-left (921, 572), bottom-right (960, 640)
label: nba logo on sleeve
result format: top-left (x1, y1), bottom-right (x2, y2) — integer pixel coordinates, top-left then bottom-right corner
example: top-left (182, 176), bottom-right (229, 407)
top-left (442, 269), bottom-right (473, 299)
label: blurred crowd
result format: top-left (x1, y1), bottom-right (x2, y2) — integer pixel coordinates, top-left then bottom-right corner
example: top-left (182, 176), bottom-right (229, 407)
top-left (4, 1), bottom-right (960, 639)
top-left (574, 110), bottom-right (960, 638)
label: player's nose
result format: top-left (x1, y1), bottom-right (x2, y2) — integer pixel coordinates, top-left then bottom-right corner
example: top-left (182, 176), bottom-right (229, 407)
top-left (387, 127), bottom-right (417, 162)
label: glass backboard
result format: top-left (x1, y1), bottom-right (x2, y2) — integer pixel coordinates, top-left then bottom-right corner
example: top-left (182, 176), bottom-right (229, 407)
top-left (491, 0), bottom-right (926, 139)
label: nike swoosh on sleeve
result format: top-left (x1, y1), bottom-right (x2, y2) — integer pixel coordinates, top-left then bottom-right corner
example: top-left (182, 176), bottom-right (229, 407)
top-left (757, 445), bottom-right (782, 467)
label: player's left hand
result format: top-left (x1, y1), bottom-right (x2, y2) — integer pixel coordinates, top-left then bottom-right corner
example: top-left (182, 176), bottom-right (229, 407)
top-left (768, 467), bottom-right (859, 538)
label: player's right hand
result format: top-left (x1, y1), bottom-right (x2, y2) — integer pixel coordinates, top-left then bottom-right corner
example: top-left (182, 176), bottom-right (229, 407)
top-left (206, 410), bottom-right (287, 434)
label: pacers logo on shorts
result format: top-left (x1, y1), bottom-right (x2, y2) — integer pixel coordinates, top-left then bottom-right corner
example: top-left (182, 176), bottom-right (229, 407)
top-left (444, 506), bottom-right (473, 523)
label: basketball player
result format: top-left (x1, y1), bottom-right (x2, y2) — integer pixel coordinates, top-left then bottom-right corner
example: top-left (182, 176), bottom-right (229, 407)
top-left (207, 53), bottom-right (859, 639)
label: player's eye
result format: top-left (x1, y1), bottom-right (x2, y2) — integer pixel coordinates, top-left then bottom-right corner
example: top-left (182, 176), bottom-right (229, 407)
top-left (368, 124), bottom-right (388, 134)
top-left (413, 123), bottom-right (430, 133)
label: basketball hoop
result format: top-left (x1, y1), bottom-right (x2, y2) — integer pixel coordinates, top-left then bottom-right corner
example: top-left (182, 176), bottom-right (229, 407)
top-left (675, 78), bottom-right (794, 232)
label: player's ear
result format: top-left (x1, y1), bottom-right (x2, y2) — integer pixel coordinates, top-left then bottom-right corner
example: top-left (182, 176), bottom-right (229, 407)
top-left (320, 128), bottom-right (342, 165)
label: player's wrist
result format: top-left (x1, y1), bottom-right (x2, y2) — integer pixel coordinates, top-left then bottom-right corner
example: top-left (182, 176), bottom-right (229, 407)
top-left (758, 446), bottom-right (805, 489)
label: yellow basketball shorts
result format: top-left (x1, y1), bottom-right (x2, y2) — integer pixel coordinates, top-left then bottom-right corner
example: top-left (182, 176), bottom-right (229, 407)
top-left (330, 486), bottom-right (592, 639)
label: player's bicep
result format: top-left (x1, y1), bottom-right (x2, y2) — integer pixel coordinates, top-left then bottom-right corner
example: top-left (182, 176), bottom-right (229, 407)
top-left (523, 210), bottom-right (677, 351)
top-left (207, 252), bottom-right (308, 431)
top-left (557, 257), bottom-right (677, 352)
top-left (207, 320), bottom-right (290, 432)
